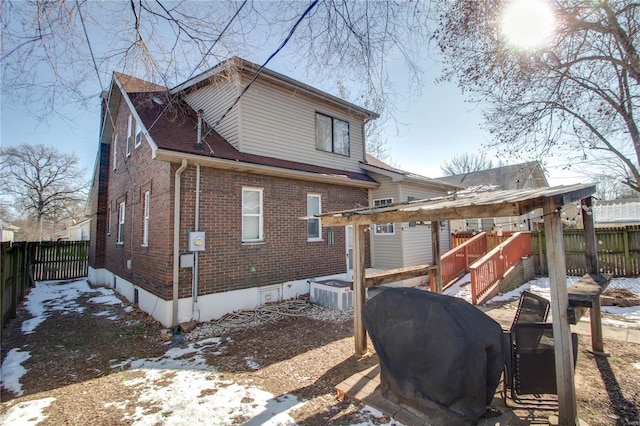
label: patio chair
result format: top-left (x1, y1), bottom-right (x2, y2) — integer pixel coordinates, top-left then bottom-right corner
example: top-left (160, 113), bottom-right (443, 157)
top-left (502, 292), bottom-right (578, 407)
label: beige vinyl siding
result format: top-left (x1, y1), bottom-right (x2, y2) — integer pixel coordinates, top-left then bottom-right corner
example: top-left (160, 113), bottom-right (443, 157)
top-left (369, 174), bottom-right (402, 269)
top-left (400, 183), bottom-right (451, 267)
top-left (238, 79), bottom-right (365, 173)
top-left (184, 78), bottom-right (241, 149)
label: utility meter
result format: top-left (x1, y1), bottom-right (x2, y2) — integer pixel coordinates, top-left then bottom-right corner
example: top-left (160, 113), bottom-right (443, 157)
top-left (188, 231), bottom-right (206, 251)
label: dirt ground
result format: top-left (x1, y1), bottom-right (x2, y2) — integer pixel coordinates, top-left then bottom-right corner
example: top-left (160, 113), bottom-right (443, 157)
top-left (1, 283), bottom-right (639, 425)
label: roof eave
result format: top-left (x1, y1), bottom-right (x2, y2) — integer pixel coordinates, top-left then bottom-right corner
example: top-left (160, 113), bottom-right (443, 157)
top-left (153, 149), bottom-right (380, 189)
top-left (170, 57), bottom-right (379, 121)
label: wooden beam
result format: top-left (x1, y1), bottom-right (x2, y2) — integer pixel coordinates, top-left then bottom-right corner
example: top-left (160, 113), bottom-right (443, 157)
top-left (543, 197), bottom-right (578, 425)
top-left (320, 203), bottom-right (523, 227)
top-left (353, 224), bottom-right (367, 356)
top-left (581, 196), bottom-right (606, 354)
top-left (431, 221), bottom-right (442, 294)
top-left (364, 264), bottom-right (437, 288)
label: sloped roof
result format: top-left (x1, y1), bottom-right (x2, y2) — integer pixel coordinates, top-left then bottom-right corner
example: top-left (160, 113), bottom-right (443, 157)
top-left (593, 200), bottom-right (640, 224)
top-left (319, 183), bottom-right (596, 226)
top-left (114, 72), bottom-right (167, 93)
top-left (128, 91), bottom-right (376, 184)
top-left (436, 161), bottom-right (548, 190)
top-left (171, 57), bottom-right (378, 121)
top-left (362, 154), bottom-right (462, 191)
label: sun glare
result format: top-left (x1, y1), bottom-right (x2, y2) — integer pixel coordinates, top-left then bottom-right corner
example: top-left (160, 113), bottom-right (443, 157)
top-left (501, 0), bottom-right (555, 50)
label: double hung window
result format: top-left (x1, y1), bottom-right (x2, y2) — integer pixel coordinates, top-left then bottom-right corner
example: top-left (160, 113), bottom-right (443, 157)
top-left (315, 113), bottom-right (349, 156)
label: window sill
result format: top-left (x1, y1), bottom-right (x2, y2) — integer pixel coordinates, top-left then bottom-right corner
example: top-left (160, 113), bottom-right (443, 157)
top-left (307, 238), bottom-right (323, 242)
top-left (374, 233), bottom-right (396, 236)
top-left (242, 241), bottom-right (265, 246)
top-left (116, 242), bottom-right (124, 245)
top-left (141, 244), bottom-right (148, 248)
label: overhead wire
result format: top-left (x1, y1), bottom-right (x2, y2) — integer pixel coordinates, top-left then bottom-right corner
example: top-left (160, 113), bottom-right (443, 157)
top-left (146, 0), bottom-right (249, 132)
top-left (204, 0), bottom-right (320, 137)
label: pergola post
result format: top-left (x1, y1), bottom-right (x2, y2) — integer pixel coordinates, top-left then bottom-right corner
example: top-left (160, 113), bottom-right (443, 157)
top-left (543, 197), bottom-right (578, 425)
top-left (353, 224), bottom-right (367, 355)
top-left (582, 196), bottom-right (605, 353)
top-left (431, 221), bottom-right (442, 293)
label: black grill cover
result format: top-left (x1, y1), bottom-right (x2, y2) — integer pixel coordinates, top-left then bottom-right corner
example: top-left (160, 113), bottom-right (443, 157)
top-left (363, 288), bottom-right (506, 424)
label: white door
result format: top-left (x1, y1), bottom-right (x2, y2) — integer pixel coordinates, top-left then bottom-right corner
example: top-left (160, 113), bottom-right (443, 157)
top-left (346, 225), bottom-right (353, 280)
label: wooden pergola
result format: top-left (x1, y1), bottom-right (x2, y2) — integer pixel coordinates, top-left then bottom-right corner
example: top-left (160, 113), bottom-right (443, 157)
top-left (318, 183), bottom-right (598, 425)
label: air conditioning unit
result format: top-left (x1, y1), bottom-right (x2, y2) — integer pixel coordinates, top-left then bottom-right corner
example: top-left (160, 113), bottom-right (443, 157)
top-left (311, 280), bottom-right (353, 310)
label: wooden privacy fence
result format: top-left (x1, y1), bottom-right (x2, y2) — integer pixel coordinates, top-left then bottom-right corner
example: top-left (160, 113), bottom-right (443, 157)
top-left (1, 241), bottom-right (89, 333)
top-left (531, 226), bottom-right (640, 277)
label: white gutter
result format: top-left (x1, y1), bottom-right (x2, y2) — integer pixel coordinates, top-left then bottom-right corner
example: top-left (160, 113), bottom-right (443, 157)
top-left (192, 161), bottom-right (201, 320)
top-left (173, 158), bottom-right (188, 326)
top-left (154, 149), bottom-right (380, 189)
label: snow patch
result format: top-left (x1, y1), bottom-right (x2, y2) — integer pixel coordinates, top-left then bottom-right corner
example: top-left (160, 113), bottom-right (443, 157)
top-left (0, 397), bottom-right (56, 425)
top-left (1, 348), bottom-right (31, 395)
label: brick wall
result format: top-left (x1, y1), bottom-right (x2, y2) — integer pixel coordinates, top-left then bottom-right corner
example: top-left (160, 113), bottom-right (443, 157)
top-left (100, 96), bottom-right (371, 301)
top-left (89, 142), bottom-right (110, 269)
top-left (103, 101), bottom-right (173, 299)
top-left (178, 166), bottom-right (371, 298)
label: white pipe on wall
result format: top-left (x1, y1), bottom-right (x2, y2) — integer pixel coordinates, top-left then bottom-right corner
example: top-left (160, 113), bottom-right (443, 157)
top-left (173, 158), bottom-right (188, 326)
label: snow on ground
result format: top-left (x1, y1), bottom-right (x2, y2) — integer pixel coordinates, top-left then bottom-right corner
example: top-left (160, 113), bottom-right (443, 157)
top-left (0, 349), bottom-right (31, 396)
top-left (448, 275), bottom-right (640, 329)
top-left (0, 397), bottom-right (56, 426)
top-left (4, 276), bottom-right (640, 425)
top-left (1, 279), bottom-right (393, 425)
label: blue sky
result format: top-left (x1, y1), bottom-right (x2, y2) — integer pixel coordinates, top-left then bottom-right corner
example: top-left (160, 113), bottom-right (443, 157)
top-left (1, 56), bottom-right (586, 187)
top-left (0, 1), bottom-right (588, 188)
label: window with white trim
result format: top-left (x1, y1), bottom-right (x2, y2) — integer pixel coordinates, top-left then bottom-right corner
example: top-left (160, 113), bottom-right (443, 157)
top-left (113, 135), bottom-right (118, 170)
top-left (242, 188), bottom-right (263, 242)
top-left (135, 120), bottom-right (142, 148)
top-left (373, 198), bottom-right (395, 235)
top-left (142, 191), bottom-right (150, 246)
top-left (315, 113), bottom-right (350, 156)
top-left (126, 114), bottom-right (132, 156)
top-left (307, 194), bottom-right (322, 241)
top-left (117, 201), bottom-right (126, 244)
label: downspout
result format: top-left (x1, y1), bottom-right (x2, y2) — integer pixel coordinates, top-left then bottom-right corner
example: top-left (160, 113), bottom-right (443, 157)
top-left (173, 158), bottom-right (188, 326)
top-left (191, 111), bottom-right (203, 320)
top-left (192, 163), bottom-right (200, 320)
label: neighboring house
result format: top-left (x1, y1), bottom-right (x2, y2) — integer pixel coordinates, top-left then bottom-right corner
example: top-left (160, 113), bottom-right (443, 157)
top-left (58, 218), bottom-right (91, 241)
top-left (592, 199), bottom-right (640, 227)
top-left (1, 219), bottom-right (19, 242)
top-left (361, 155), bottom-right (461, 285)
top-left (436, 161), bottom-right (549, 232)
top-left (88, 57), bottom-right (380, 327)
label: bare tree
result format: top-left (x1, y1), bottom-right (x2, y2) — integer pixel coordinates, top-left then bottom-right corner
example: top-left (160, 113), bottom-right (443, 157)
top-left (2, 1), bottom-right (430, 128)
top-left (433, 1), bottom-right (640, 192)
top-left (0, 144), bottom-right (88, 241)
top-left (440, 153), bottom-right (495, 176)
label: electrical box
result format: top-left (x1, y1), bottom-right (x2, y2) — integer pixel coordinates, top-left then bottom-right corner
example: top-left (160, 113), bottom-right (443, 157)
top-left (188, 231), bottom-right (206, 251)
top-left (180, 253), bottom-right (194, 268)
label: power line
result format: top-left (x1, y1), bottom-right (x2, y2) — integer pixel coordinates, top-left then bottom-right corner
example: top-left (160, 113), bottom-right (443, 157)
top-left (205, 0), bottom-right (320, 136)
top-left (146, 0), bottom-right (248, 132)
top-left (76, 0), bottom-right (104, 91)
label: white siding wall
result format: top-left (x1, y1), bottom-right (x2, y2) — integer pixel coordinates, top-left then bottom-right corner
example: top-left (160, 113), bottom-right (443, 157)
top-left (238, 79), bottom-right (365, 173)
top-left (184, 77), bottom-right (241, 149)
top-left (399, 184), bottom-right (451, 266)
top-left (369, 174), bottom-right (402, 269)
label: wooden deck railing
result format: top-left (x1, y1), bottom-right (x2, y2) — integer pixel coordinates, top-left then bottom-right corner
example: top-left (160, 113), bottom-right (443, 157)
top-left (452, 231), bottom-right (516, 250)
top-left (469, 232), bottom-right (532, 305)
top-left (432, 232), bottom-right (489, 291)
